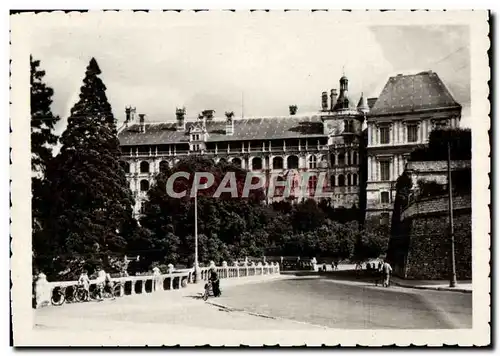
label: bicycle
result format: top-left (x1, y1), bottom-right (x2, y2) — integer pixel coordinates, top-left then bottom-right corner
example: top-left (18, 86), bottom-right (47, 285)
top-left (202, 281), bottom-right (213, 301)
top-left (89, 282), bottom-right (123, 300)
top-left (51, 284), bottom-right (88, 306)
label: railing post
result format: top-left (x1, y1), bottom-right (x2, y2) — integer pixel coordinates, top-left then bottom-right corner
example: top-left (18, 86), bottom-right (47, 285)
top-left (131, 280), bottom-right (136, 295)
top-left (233, 261), bottom-right (239, 277)
top-left (35, 273), bottom-right (51, 308)
top-left (251, 261), bottom-right (256, 276)
top-left (222, 261), bottom-right (228, 278)
top-left (153, 267), bottom-right (161, 292)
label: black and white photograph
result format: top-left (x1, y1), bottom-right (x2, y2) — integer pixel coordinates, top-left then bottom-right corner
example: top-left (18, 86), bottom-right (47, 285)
top-left (9, 9), bottom-right (490, 346)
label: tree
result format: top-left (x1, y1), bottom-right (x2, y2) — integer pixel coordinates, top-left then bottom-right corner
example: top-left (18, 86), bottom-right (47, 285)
top-left (39, 58), bottom-right (137, 279)
top-left (31, 56), bottom-right (61, 275)
top-left (31, 56), bottom-right (60, 175)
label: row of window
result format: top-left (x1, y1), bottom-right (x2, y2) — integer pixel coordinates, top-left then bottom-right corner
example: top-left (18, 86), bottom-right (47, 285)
top-left (137, 172), bottom-right (358, 193)
top-left (120, 160), bottom-right (171, 174)
top-left (329, 152), bottom-right (358, 166)
top-left (378, 124), bottom-right (419, 144)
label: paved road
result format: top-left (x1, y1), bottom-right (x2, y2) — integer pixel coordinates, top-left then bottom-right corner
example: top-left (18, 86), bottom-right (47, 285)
top-left (213, 276), bottom-right (472, 329)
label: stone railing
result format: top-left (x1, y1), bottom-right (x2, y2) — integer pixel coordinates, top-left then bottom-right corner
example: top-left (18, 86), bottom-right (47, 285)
top-left (34, 261), bottom-right (280, 308)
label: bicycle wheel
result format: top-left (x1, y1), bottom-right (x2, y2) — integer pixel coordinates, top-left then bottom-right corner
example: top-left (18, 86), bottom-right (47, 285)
top-left (202, 289), bottom-right (209, 301)
top-left (112, 284), bottom-right (122, 298)
top-left (75, 288), bottom-right (89, 302)
top-left (51, 288), bottom-right (65, 306)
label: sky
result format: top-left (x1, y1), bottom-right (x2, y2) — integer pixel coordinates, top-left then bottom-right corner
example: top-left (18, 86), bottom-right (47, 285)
top-left (25, 12), bottom-right (471, 135)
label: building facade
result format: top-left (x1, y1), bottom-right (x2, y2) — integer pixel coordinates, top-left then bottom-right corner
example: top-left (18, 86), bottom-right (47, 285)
top-left (365, 71), bottom-right (462, 225)
top-left (117, 70), bottom-right (462, 223)
top-left (117, 75), bottom-right (370, 217)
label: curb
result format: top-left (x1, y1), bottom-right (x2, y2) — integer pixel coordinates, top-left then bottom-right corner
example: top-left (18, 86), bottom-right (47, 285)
top-left (206, 301), bottom-right (327, 329)
top-left (392, 281), bottom-right (472, 294)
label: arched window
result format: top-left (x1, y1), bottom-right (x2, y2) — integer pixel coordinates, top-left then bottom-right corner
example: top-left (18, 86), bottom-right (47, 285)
top-left (159, 160), bottom-right (169, 173)
top-left (347, 152), bottom-right (352, 166)
top-left (252, 157), bottom-right (263, 170)
top-left (308, 155), bottom-right (317, 169)
top-left (140, 161), bottom-right (150, 173)
top-left (273, 156), bottom-right (284, 170)
top-left (347, 174), bottom-right (352, 186)
top-left (353, 152), bottom-right (358, 165)
top-left (338, 153), bottom-right (345, 166)
top-left (232, 157), bottom-right (242, 167)
top-left (287, 155), bottom-right (299, 169)
top-left (330, 175), bottom-right (335, 187)
top-left (308, 176), bottom-right (318, 195)
top-left (139, 203), bottom-right (146, 215)
top-left (353, 173), bottom-right (358, 186)
top-left (119, 161), bottom-right (130, 173)
top-left (338, 174), bottom-right (345, 187)
top-left (140, 179), bottom-right (149, 191)
top-left (330, 153), bottom-right (336, 166)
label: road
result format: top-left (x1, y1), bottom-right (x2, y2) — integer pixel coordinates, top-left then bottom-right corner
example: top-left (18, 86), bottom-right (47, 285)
top-left (212, 276), bottom-right (472, 329)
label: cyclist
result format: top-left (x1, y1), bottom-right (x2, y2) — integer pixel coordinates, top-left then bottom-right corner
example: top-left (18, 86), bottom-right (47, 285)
top-left (209, 267), bottom-right (221, 297)
top-left (95, 267), bottom-right (106, 300)
top-left (77, 270), bottom-right (90, 300)
top-left (104, 273), bottom-right (114, 297)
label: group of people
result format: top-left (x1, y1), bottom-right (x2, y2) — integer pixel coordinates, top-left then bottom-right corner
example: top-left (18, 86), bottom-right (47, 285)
top-left (77, 267), bottom-right (114, 300)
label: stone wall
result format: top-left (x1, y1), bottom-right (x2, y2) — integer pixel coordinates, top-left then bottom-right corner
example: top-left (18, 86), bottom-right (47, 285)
top-left (399, 194), bottom-right (471, 280)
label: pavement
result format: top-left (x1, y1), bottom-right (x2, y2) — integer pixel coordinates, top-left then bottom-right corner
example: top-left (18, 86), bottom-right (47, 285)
top-left (33, 272), bottom-right (472, 336)
top-left (390, 277), bottom-right (472, 293)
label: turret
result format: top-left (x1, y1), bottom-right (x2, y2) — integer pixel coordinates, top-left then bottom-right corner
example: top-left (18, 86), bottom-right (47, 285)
top-left (138, 114), bottom-right (146, 133)
top-left (357, 93), bottom-right (370, 114)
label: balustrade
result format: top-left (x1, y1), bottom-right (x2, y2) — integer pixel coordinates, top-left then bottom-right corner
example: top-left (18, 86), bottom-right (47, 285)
top-left (34, 261), bottom-right (280, 308)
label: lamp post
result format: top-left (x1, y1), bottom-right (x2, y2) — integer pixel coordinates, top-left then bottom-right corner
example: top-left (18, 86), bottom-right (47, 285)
top-left (447, 141), bottom-right (457, 288)
top-left (194, 184), bottom-right (201, 283)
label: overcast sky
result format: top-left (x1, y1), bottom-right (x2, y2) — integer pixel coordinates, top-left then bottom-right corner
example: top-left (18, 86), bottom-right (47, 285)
top-left (25, 12), bottom-right (471, 135)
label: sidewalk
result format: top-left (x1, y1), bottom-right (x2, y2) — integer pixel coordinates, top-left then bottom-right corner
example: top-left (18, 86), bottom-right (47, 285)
top-left (391, 277), bottom-right (472, 293)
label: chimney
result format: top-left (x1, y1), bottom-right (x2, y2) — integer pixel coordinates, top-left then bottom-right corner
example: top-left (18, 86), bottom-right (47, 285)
top-left (225, 111), bottom-right (234, 135)
top-left (330, 89), bottom-right (337, 111)
top-left (125, 107), bottom-right (131, 122)
top-left (202, 109), bottom-right (215, 120)
top-left (176, 107), bottom-right (186, 131)
top-left (138, 114), bottom-right (146, 133)
top-left (321, 92), bottom-right (328, 111)
top-left (289, 105), bottom-right (298, 116)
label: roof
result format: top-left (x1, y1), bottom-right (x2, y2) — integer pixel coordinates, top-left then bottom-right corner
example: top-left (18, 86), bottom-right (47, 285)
top-left (369, 71), bottom-right (461, 116)
top-left (367, 98), bottom-right (377, 109)
top-left (118, 115), bottom-right (326, 146)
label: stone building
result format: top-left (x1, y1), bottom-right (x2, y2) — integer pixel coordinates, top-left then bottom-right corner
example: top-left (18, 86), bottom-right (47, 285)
top-left (117, 75), bottom-right (371, 217)
top-left (365, 71), bottom-right (462, 226)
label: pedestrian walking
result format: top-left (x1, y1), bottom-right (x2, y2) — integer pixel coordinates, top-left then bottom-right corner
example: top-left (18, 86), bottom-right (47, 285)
top-left (379, 260), bottom-right (393, 287)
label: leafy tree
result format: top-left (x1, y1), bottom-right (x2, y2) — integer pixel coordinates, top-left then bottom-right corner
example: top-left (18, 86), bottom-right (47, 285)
top-left (40, 58), bottom-right (138, 279)
top-left (291, 199), bottom-right (326, 232)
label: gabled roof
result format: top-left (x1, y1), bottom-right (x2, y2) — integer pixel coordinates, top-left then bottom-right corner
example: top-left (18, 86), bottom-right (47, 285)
top-left (369, 71), bottom-right (461, 116)
top-left (118, 115), bottom-right (326, 146)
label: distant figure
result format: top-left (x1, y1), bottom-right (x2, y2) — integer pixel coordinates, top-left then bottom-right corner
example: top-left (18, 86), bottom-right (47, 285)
top-left (209, 267), bottom-right (221, 297)
top-left (379, 260), bottom-right (393, 287)
top-left (77, 270), bottom-right (90, 298)
top-left (95, 268), bottom-right (106, 300)
top-left (322, 264), bottom-right (327, 272)
top-left (334, 260), bottom-right (339, 271)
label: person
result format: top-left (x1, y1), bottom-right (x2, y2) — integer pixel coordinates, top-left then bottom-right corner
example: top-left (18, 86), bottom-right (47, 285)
top-left (104, 272), bottom-right (114, 297)
top-left (95, 268), bottom-right (107, 300)
top-left (334, 260), bottom-right (339, 271)
top-left (379, 260), bottom-right (393, 287)
top-left (209, 267), bottom-right (221, 297)
top-left (77, 270), bottom-right (90, 300)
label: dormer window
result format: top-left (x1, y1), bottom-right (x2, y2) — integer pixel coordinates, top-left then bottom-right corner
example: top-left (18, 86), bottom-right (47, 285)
top-left (192, 134), bottom-right (200, 141)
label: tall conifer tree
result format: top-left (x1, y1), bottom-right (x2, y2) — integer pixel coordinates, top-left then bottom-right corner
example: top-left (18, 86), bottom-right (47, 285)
top-left (42, 58), bottom-right (136, 277)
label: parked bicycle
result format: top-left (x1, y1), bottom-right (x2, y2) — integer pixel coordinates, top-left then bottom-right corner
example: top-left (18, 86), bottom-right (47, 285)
top-left (51, 284), bottom-right (88, 306)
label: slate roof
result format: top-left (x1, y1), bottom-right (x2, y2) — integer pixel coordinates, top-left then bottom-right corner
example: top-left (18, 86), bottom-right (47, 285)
top-left (118, 115), bottom-right (326, 146)
top-left (369, 71), bottom-right (461, 116)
